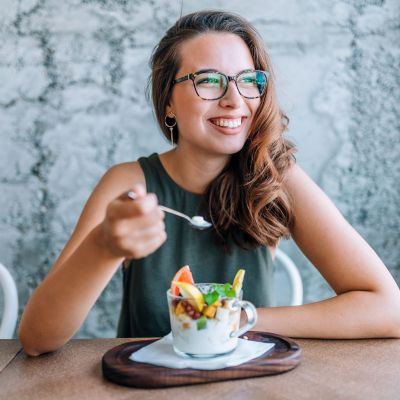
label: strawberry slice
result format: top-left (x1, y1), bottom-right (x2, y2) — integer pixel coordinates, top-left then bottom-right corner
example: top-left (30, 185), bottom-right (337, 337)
top-left (170, 265), bottom-right (195, 296)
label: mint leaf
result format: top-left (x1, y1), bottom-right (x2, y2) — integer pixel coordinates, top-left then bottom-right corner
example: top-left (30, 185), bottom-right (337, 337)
top-left (223, 283), bottom-right (231, 294)
top-left (197, 316), bottom-right (207, 330)
top-left (209, 283), bottom-right (236, 298)
top-left (204, 291), bottom-right (219, 305)
top-left (212, 284), bottom-right (227, 297)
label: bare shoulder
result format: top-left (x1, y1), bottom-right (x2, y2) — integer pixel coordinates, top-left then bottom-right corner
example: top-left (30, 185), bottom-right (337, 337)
top-left (49, 161), bottom-right (145, 272)
top-left (283, 162), bottom-right (337, 220)
top-left (74, 160), bottom-right (146, 232)
top-left (96, 161), bottom-right (146, 197)
top-left (79, 161), bottom-right (146, 216)
top-left (284, 163), bottom-right (315, 195)
top-left (282, 162), bottom-right (348, 256)
top-left (283, 163), bottom-right (389, 294)
top-left (103, 160), bottom-right (145, 185)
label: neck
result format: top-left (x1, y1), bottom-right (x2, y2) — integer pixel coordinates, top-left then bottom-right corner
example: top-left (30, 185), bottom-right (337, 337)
top-left (160, 146), bottom-right (231, 194)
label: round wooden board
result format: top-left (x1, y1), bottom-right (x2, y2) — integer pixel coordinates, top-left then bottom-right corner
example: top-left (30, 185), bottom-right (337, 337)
top-left (102, 331), bottom-right (301, 388)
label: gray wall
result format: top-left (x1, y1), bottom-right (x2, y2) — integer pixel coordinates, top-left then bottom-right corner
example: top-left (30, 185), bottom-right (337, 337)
top-left (0, 0), bottom-right (399, 338)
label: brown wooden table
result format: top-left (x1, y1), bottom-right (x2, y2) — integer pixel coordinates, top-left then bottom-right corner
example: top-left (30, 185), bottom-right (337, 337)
top-left (1, 337), bottom-right (399, 399)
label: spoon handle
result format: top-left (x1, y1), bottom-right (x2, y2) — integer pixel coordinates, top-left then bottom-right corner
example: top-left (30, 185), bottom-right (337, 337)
top-left (127, 191), bottom-right (192, 223)
top-left (159, 206), bottom-right (192, 223)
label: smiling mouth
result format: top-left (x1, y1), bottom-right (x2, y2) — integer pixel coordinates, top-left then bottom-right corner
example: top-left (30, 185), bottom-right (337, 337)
top-left (209, 117), bottom-right (245, 129)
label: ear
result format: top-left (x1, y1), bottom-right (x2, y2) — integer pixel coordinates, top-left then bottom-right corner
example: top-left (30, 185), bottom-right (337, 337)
top-left (165, 104), bottom-right (174, 116)
top-left (166, 93), bottom-right (177, 116)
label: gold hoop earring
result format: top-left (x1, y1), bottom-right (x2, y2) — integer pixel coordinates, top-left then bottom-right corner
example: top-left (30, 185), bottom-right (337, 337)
top-left (165, 113), bottom-right (177, 146)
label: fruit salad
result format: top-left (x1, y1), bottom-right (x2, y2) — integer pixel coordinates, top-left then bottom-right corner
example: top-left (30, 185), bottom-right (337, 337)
top-left (167, 266), bottom-right (246, 356)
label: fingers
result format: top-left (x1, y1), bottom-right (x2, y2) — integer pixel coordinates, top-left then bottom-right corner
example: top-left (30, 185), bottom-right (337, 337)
top-left (126, 182), bottom-right (146, 200)
top-left (102, 185), bottom-right (167, 259)
top-left (129, 228), bottom-right (167, 259)
top-left (107, 217), bottom-right (167, 259)
top-left (129, 192), bottom-right (159, 216)
top-left (111, 189), bottom-right (162, 220)
top-left (114, 213), bottom-right (166, 241)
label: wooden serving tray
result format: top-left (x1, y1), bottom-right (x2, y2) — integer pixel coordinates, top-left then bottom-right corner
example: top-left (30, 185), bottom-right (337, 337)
top-left (102, 331), bottom-right (301, 388)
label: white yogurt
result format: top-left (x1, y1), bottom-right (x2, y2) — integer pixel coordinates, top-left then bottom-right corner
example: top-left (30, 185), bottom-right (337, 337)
top-left (168, 299), bottom-right (241, 357)
top-left (190, 216), bottom-right (212, 229)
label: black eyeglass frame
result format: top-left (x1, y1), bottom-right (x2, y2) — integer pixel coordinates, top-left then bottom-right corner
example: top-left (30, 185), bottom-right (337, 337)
top-left (173, 69), bottom-right (270, 100)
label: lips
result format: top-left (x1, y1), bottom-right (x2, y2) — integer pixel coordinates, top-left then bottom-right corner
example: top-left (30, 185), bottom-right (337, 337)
top-left (209, 116), bottom-right (246, 129)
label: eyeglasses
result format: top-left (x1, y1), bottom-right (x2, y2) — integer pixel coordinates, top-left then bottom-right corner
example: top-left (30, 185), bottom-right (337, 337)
top-left (173, 69), bottom-right (269, 100)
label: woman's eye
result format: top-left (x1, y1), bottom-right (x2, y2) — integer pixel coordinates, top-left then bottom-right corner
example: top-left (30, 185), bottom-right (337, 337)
top-left (197, 76), bottom-right (221, 86)
top-left (239, 76), bottom-right (256, 85)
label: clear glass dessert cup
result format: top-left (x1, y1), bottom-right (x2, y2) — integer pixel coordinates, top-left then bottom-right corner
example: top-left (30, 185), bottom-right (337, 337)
top-left (167, 283), bottom-right (258, 358)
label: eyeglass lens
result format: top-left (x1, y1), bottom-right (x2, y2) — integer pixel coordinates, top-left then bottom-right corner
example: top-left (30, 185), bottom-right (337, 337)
top-left (193, 71), bottom-right (267, 100)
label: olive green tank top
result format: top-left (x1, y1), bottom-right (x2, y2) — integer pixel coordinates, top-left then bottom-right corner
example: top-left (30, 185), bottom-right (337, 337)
top-left (117, 153), bottom-right (274, 338)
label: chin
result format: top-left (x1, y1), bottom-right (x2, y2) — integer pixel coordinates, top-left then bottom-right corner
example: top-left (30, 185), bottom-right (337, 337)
top-left (223, 136), bottom-right (248, 153)
top-left (184, 134), bottom-right (247, 156)
top-left (214, 142), bottom-right (246, 156)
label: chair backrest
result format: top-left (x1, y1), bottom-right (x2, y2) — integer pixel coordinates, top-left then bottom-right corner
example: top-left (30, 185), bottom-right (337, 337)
top-left (274, 249), bottom-right (303, 306)
top-left (0, 263), bottom-right (19, 339)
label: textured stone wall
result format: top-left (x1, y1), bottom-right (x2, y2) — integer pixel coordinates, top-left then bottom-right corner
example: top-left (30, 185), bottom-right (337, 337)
top-left (0, 0), bottom-right (399, 338)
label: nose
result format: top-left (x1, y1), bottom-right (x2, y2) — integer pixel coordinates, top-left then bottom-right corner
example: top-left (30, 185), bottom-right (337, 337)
top-left (218, 80), bottom-right (243, 108)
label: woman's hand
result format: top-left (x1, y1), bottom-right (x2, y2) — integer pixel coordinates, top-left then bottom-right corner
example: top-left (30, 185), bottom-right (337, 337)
top-left (100, 183), bottom-right (167, 259)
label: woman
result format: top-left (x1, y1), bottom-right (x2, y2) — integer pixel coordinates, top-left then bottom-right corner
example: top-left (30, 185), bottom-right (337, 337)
top-left (19, 11), bottom-right (400, 356)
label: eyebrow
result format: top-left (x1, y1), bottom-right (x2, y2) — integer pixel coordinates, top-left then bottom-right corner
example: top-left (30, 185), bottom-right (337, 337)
top-left (195, 68), bottom-right (220, 74)
top-left (193, 68), bottom-right (256, 75)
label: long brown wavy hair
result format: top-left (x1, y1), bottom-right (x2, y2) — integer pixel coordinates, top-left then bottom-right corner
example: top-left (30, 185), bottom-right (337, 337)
top-left (149, 10), bottom-right (296, 250)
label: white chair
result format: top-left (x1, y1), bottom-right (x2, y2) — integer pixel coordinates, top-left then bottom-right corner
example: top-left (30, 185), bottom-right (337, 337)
top-left (0, 263), bottom-right (19, 338)
top-left (274, 249), bottom-right (303, 306)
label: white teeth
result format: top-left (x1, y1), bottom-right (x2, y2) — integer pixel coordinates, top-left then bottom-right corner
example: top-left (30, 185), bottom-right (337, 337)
top-left (211, 118), bottom-right (242, 128)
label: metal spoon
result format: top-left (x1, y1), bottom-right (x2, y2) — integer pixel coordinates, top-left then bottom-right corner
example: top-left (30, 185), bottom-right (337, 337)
top-left (127, 191), bottom-right (212, 230)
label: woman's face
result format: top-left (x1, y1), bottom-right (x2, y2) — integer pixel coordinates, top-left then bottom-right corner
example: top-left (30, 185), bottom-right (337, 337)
top-left (167, 32), bottom-right (261, 156)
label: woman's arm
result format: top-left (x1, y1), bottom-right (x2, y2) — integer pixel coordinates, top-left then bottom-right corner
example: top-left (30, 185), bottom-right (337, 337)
top-left (255, 164), bottom-right (400, 338)
top-left (19, 162), bottom-right (166, 355)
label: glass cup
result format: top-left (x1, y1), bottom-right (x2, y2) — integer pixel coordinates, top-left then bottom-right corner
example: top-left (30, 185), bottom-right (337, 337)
top-left (167, 283), bottom-right (258, 358)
